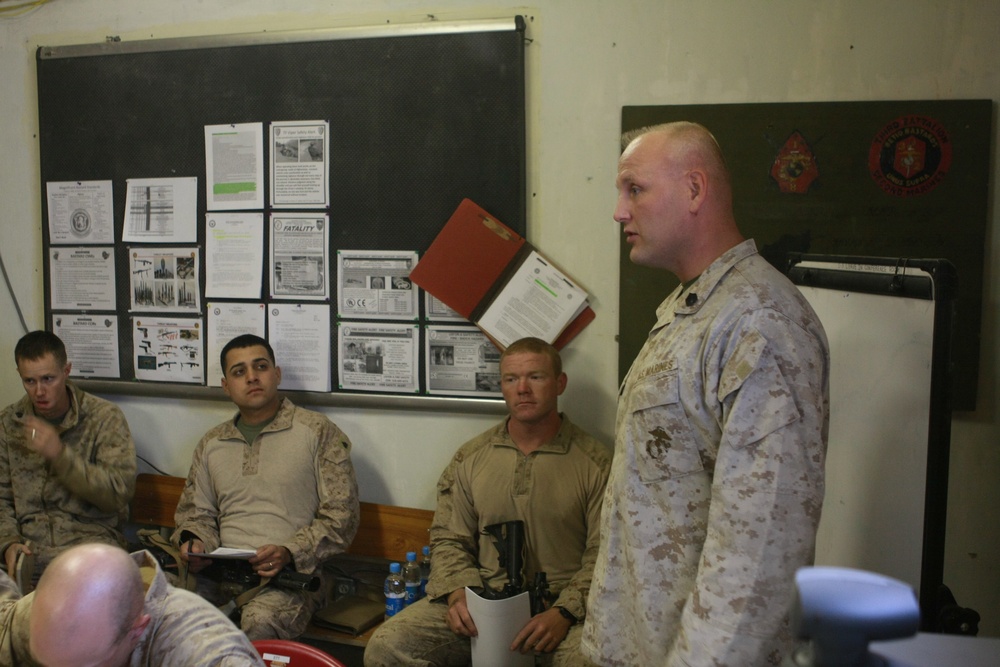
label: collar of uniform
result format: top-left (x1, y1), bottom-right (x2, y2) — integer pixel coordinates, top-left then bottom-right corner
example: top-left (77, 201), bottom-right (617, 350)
top-left (62, 382), bottom-right (85, 429)
top-left (653, 239), bottom-right (759, 327)
top-left (496, 413), bottom-right (572, 454)
top-left (16, 382), bottom-right (83, 431)
top-left (134, 549), bottom-right (167, 600)
top-left (221, 396), bottom-right (296, 440)
top-left (132, 549), bottom-right (167, 648)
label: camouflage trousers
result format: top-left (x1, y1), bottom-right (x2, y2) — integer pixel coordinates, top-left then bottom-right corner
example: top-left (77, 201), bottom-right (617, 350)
top-left (191, 569), bottom-right (332, 641)
top-left (363, 597), bottom-right (593, 667)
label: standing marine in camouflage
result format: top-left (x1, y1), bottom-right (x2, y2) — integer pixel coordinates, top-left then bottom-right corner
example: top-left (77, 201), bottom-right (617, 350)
top-left (0, 330), bottom-right (136, 582)
top-left (582, 123), bottom-right (830, 666)
top-left (173, 333), bottom-right (360, 640)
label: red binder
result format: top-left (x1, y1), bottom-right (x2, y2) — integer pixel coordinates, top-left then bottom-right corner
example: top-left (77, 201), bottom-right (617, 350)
top-left (410, 199), bottom-right (595, 350)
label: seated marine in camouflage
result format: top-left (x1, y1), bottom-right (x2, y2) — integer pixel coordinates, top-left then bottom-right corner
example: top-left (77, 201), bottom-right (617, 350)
top-left (0, 330), bottom-right (136, 584)
top-left (173, 333), bottom-right (360, 640)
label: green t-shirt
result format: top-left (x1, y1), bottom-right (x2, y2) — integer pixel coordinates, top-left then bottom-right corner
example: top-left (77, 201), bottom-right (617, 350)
top-left (236, 414), bottom-right (275, 445)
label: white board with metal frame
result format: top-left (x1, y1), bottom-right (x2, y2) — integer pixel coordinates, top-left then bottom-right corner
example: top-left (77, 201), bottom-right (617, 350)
top-left (788, 255), bottom-right (955, 623)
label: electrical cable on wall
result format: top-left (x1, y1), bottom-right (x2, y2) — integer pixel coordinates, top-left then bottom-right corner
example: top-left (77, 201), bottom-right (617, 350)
top-left (0, 249), bottom-right (30, 335)
top-left (136, 454), bottom-right (169, 476)
top-left (0, 0), bottom-right (54, 18)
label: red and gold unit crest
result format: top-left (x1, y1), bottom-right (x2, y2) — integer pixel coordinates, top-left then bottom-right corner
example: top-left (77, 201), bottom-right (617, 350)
top-left (771, 131), bottom-right (819, 194)
top-left (869, 115), bottom-right (952, 197)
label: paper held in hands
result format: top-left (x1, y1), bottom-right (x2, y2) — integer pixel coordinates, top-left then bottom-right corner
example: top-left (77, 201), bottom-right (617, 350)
top-left (466, 587), bottom-right (533, 667)
top-left (409, 199), bottom-right (595, 350)
top-left (196, 547), bottom-right (256, 560)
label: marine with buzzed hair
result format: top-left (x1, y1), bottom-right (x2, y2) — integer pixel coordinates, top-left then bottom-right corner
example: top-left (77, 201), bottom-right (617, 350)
top-left (173, 333), bottom-right (360, 640)
top-left (0, 330), bottom-right (136, 583)
top-left (583, 122), bottom-right (830, 666)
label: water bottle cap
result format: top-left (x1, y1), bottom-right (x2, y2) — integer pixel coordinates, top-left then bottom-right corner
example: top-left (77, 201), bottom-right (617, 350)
top-left (390, 562), bottom-right (401, 573)
top-left (422, 545), bottom-right (430, 555)
top-left (406, 551), bottom-right (417, 561)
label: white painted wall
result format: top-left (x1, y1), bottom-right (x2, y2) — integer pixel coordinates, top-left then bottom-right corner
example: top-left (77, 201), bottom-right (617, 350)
top-left (1, 0), bottom-right (998, 635)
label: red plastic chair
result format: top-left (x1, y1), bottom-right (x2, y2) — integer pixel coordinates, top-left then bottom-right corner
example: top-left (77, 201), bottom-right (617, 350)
top-left (252, 639), bottom-right (348, 667)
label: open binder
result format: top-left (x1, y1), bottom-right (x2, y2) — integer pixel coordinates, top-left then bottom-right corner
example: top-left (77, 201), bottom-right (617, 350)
top-left (410, 199), bottom-right (595, 349)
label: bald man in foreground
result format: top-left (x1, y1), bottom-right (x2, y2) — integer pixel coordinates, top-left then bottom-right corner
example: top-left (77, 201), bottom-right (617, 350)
top-left (0, 543), bottom-right (264, 666)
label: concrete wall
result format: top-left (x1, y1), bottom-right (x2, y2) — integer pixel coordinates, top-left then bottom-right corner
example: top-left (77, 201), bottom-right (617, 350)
top-left (1, 0), bottom-right (997, 635)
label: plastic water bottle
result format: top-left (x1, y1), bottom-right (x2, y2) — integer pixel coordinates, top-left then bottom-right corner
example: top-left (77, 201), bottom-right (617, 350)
top-left (403, 551), bottom-right (422, 605)
top-left (419, 545), bottom-right (431, 597)
top-left (384, 562), bottom-right (405, 619)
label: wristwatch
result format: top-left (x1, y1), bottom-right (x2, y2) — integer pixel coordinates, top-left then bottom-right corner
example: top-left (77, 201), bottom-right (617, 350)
top-left (555, 606), bottom-right (579, 625)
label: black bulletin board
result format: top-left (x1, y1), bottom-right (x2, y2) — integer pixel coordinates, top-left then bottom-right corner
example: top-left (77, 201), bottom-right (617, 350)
top-left (618, 100), bottom-right (991, 410)
top-left (36, 18), bottom-right (526, 405)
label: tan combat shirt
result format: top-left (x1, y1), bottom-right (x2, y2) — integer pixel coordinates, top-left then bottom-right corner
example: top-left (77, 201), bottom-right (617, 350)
top-left (426, 415), bottom-right (610, 621)
top-left (172, 398), bottom-right (360, 575)
top-left (583, 240), bottom-right (830, 666)
top-left (0, 382), bottom-right (136, 570)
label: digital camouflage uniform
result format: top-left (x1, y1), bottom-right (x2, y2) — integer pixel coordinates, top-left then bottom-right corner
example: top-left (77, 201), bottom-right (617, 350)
top-left (0, 382), bottom-right (136, 574)
top-left (173, 398), bottom-right (360, 640)
top-left (0, 549), bottom-right (264, 666)
top-left (365, 415), bottom-right (610, 667)
top-left (0, 556), bottom-right (26, 663)
top-left (582, 240), bottom-right (830, 667)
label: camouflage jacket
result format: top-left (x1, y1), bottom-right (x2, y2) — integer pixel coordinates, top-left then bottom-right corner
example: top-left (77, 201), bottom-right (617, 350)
top-left (0, 559), bottom-right (30, 664)
top-left (0, 383), bottom-right (136, 569)
top-left (426, 415), bottom-right (610, 622)
top-left (0, 550), bottom-right (264, 666)
top-left (583, 240), bottom-right (830, 667)
top-left (172, 398), bottom-right (360, 575)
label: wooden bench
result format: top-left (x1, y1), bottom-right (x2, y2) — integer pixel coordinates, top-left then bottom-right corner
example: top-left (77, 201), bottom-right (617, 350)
top-left (130, 473), bottom-right (434, 646)
top-left (131, 473), bottom-right (434, 559)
